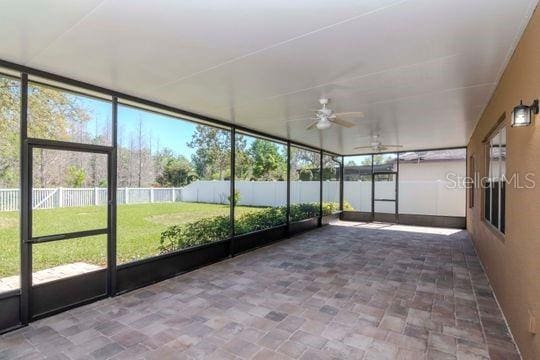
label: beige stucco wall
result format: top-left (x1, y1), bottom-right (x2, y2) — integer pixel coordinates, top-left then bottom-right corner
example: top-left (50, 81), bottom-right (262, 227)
top-left (467, 6), bottom-right (540, 359)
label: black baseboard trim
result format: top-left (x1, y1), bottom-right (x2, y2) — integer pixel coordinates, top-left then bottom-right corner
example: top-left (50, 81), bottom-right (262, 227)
top-left (31, 269), bottom-right (108, 319)
top-left (0, 294), bottom-right (20, 332)
top-left (117, 240), bottom-right (230, 294)
top-left (234, 225), bottom-right (288, 255)
top-left (340, 211), bottom-right (372, 222)
top-left (289, 217), bottom-right (319, 235)
top-left (397, 213), bottom-right (466, 228)
top-left (321, 213), bottom-right (341, 225)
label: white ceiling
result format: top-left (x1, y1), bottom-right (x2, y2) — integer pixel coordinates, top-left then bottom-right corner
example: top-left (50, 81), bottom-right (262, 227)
top-left (0, 0), bottom-right (537, 154)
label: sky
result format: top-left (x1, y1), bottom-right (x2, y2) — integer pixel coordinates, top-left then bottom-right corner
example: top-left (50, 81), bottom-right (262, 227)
top-left (117, 104), bottom-right (199, 158)
top-left (82, 98), bottom-right (204, 158)
top-left (81, 97), bottom-right (269, 160)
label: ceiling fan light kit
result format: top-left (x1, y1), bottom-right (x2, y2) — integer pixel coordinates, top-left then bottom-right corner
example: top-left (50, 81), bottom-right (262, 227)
top-left (303, 98), bottom-right (363, 131)
top-left (316, 117), bottom-right (332, 130)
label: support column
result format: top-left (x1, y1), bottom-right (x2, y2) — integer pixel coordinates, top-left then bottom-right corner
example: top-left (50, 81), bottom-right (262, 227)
top-left (20, 73), bottom-right (31, 324)
top-left (319, 149), bottom-right (323, 227)
top-left (229, 128), bottom-right (236, 256)
top-left (339, 156), bottom-right (344, 217)
top-left (108, 96), bottom-right (118, 296)
top-left (286, 141), bottom-right (291, 236)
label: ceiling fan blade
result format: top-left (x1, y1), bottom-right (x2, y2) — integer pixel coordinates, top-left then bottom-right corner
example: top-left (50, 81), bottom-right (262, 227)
top-left (352, 146), bottom-right (373, 150)
top-left (329, 117), bottom-right (356, 128)
top-left (333, 111), bottom-right (364, 117)
top-left (286, 116), bottom-right (318, 123)
top-left (381, 144), bottom-right (403, 148)
top-left (306, 121), bottom-right (319, 130)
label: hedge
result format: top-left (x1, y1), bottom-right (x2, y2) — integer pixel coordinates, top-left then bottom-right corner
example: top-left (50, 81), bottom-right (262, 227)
top-left (159, 202), bottom-right (352, 254)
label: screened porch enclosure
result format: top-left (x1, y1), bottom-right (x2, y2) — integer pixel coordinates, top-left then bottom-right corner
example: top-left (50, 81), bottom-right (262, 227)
top-left (0, 65), bottom-right (466, 334)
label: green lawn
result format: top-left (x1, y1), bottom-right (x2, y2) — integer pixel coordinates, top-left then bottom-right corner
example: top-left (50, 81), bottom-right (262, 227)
top-left (0, 202), bottom-right (264, 277)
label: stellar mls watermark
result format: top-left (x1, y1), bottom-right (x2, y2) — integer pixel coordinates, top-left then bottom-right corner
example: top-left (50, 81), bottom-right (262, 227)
top-left (445, 172), bottom-right (536, 189)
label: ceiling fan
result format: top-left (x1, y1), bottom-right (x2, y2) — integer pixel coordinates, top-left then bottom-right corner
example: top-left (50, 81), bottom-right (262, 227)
top-left (353, 135), bottom-right (403, 152)
top-left (304, 98), bottom-right (363, 130)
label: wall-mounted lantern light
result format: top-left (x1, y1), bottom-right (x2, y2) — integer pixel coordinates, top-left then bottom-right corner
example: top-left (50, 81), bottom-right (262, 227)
top-left (511, 99), bottom-right (539, 127)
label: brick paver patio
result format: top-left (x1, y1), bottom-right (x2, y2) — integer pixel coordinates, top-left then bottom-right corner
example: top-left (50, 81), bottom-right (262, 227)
top-left (0, 222), bottom-right (521, 359)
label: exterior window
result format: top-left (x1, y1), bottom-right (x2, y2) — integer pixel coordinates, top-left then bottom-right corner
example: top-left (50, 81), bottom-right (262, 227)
top-left (469, 155), bottom-right (475, 208)
top-left (485, 127), bottom-right (506, 233)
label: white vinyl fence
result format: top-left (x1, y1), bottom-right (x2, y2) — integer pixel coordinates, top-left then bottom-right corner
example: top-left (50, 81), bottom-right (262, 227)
top-left (0, 179), bottom-right (464, 216)
top-left (0, 187), bottom-right (182, 211)
top-left (180, 180), bottom-right (340, 207)
top-left (343, 180), bottom-right (465, 216)
top-left (0, 182), bottom-right (338, 211)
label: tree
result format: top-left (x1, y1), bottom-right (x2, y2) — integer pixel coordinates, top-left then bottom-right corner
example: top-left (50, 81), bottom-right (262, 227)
top-left (67, 165), bottom-right (86, 187)
top-left (0, 77), bottom-right (20, 187)
top-left (136, 118), bottom-right (144, 187)
top-left (249, 139), bottom-right (286, 180)
top-left (1, 77), bottom-right (100, 188)
top-left (361, 157), bottom-right (372, 166)
top-left (29, 83), bottom-right (92, 186)
top-left (299, 168), bottom-right (313, 181)
top-left (290, 147), bottom-right (320, 181)
top-left (188, 125), bottom-right (230, 180)
top-left (372, 154), bottom-right (386, 165)
top-left (88, 123), bottom-right (110, 187)
top-left (115, 118), bottom-right (157, 188)
top-left (155, 150), bottom-right (195, 187)
top-left (234, 134), bottom-right (251, 180)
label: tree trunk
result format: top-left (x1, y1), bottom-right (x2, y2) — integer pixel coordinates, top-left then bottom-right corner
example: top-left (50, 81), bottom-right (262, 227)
top-left (39, 148), bottom-right (45, 187)
top-left (137, 119), bottom-right (143, 187)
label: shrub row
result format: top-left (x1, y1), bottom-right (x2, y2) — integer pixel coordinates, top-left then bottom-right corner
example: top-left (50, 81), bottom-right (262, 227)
top-left (159, 202), bottom-right (352, 253)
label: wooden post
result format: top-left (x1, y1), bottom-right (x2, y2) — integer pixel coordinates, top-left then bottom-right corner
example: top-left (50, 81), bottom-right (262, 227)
top-left (58, 187), bottom-right (63, 208)
top-left (124, 187), bottom-right (129, 204)
top-left (171, 187), bottom-right (176, 202)
top-left (150, 188), bottom-right (154, 203)
top-left (94, 187), bottom-right (99, 206)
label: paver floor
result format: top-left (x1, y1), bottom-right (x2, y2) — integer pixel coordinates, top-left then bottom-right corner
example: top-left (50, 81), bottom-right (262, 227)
top-left (0, 222), bottom-right (521, 359)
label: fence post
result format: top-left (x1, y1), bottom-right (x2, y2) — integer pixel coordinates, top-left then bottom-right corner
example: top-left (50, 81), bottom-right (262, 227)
top-left (150, 188), bottom-right (154, 203)
top-left (94, 187), bottom-right (99, 206)
top-left (171, 187), bottom-right (176, 202)
top-left (273, 181), bottom-right (277, 207)
top-left (125, 187), bottom-right (129, 204)
top-left (58, 187), bottom-right (63, 208)
top-left (436, 180), bottom-right (441, 216)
